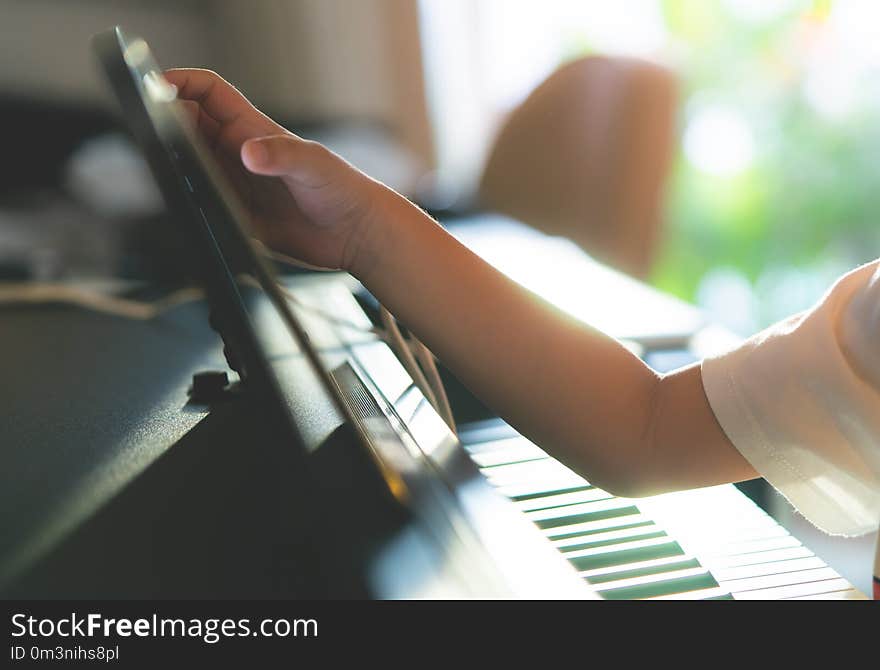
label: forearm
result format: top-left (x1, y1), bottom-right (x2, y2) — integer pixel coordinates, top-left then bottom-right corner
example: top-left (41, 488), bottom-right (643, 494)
top-left (353, 194), bottom-right (742, 493)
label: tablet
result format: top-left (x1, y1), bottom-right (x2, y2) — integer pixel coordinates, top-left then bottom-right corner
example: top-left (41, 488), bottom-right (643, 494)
top-left (93, 27), bottom-right (350, 454)
top-left (92, 26), bottom-right (415, 503)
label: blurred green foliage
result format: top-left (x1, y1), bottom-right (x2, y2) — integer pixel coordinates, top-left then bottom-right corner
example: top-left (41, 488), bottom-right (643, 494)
top-left (648, 0), bottom-right (880, 327)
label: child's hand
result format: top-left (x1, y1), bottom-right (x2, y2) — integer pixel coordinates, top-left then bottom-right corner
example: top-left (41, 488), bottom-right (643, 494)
top-left (163, 68), bottom-right (397, 275)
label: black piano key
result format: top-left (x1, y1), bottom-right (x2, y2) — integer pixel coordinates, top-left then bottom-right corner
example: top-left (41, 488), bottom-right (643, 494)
top-left (505, 484), bottom-right (594, 502)
top-left (528, 498), bottom-right (641, 527)
top-left (535, 505), bottom-right (642, 532)
top-left (513, 487), bottom-right (614, 513)
top-left (544, 514), bottom-right (654, 544)
top-left (556, 528), bottom-right (668, 554)
top-left (584, 556), bottom-right (702, 584)
top-left (566, 537), bottom-right (685, 572)
top-left (597, 569), bottom-right (720, 600)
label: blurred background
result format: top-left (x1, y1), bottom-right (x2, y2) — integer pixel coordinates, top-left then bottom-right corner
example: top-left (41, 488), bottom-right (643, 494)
top-left (4, 0), bottom-right (880, 327)
top-left (1, 0), bottom-right (877, 593)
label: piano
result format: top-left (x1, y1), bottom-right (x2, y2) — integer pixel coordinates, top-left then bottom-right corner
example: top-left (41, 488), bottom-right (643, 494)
top-left (0, 215), bottom-right (867, 600)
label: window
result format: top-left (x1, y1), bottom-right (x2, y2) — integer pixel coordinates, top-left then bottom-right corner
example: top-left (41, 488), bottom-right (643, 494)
top-left (418, 0), bottom-right (880, 331)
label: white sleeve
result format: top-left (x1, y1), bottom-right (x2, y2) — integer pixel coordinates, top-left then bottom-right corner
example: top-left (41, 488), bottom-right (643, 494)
top-left (701, 259), bottom-right (880, 537)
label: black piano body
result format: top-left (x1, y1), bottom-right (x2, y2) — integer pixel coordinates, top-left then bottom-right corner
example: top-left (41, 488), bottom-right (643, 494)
top-left (0, 228), bottom-right (590, 599)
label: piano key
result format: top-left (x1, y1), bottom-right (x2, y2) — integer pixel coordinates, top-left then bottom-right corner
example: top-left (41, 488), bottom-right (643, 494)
top-left (512, 487), bottom-right (613, 512)
top-left (693, 522), bottom-right (794, 547)
top-left (709, 556), bottom-right (827, 582)
top-left (654, 515), bottom-right (790, 545)
top-left (594, 567), bottom-right (719, 600)
top-left (527, 498), bottom-right (641, 524)
top-left (723, 566), bottom-right (841, 595)
top-left (704, 534), bottom-right (803, 557)
top-left (647, 586), bottom-right (735, 601)
top-left (543, 516), bottom-right (657, 542)
top-left (701, 545), bottom-right (814, 569)
top-left (787, 588), bottom-right (868, 600)
top-left (457, 417), bottom-right (520, 446)
top-left (468, 439), bottom-right (550, 468)
top-left (552, 524), bottom-right (667, 552)
top-left (580, 554), bottom-right (702, 583)
top-left (462, 434), bottom-right (540, 455)
top-left (565, 537), bottom-right (685, 572)
top-left (484, 459), bottom-right (584, 489)
top-left (732, 577), bottom-right (854, 600)
top-left (502, 483), bottom-right (594, 501)
top-left (529, 502), bottom-right (643, 532)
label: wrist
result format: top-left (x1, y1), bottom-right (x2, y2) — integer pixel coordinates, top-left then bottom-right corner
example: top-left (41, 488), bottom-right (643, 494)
top-left (346, 186), bottom-right (421, 284)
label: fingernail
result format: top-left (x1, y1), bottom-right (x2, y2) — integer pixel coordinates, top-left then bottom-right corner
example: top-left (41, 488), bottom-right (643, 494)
top-left (243, 140), bottom-right (268, 167)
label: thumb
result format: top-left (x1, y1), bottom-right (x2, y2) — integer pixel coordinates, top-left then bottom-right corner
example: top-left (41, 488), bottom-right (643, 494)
top-left (241, 134), bottom-right (335, 187)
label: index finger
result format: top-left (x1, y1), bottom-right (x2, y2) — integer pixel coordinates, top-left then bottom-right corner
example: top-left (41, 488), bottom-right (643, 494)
top-left (164, 68), bottom-right (281, 132)
top-left (164, 68), bottom-right (285, 153)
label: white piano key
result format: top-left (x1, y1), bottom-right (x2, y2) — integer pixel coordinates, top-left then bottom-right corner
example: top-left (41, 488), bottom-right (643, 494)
top-left (470, 448), bottom-right (549, 469)
top-left (710, 556), bottom-right (827, 583)
top-left (724, 566), bottom-right (840, 595)
top-left (787, 588), bottom-right (868, 600)
top-left (733, 577), bottom-right (854, 600)
top-left (485, 459), bottom-right (584, 489)
top-left (693, 523), bottom-right (793, 549)
top-left (456, 418), bottom-right (519, 446)
top-left (708, 535), bottom-right (803, 557)
top-left (465, 436), bottom-right (548, 463)
top-left (701, 545), bottom-right (814, 569)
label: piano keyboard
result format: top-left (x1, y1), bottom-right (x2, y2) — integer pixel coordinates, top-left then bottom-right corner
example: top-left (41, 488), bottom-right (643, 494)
top-left (459, 419), bottom-right (868, 600)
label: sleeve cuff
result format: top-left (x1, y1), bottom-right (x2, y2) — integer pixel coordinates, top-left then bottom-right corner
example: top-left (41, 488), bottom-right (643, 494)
top-left (700, 261), bottom-right (880, 537)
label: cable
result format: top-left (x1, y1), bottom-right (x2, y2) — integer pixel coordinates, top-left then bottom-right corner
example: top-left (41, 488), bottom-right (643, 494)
top-left (0, 282), bottom-right (204, 320)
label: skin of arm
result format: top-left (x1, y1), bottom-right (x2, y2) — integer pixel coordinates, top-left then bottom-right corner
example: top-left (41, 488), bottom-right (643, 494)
top-left (164, 68), bottom-right (759, 498)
